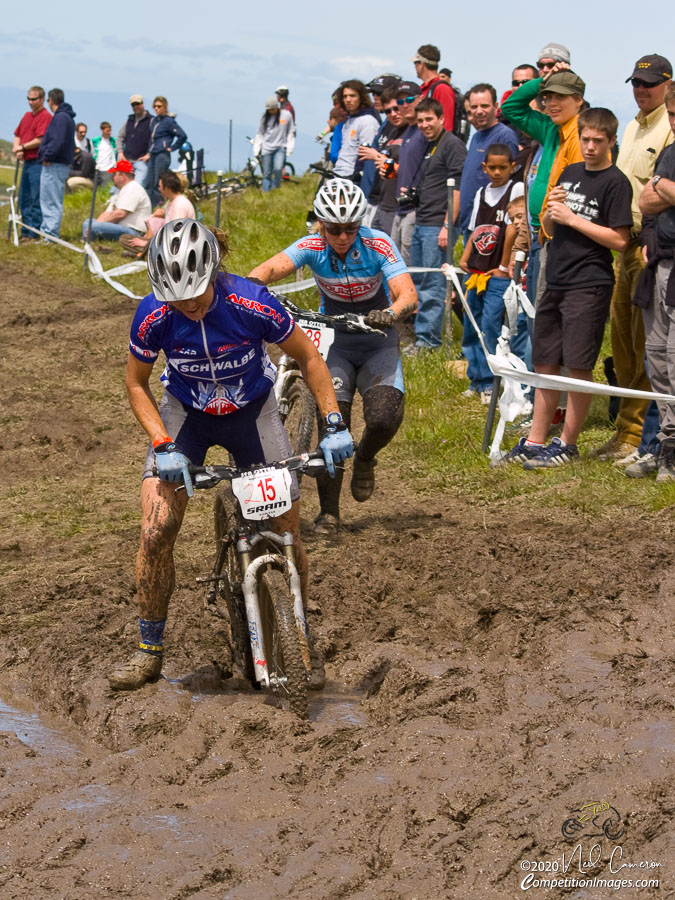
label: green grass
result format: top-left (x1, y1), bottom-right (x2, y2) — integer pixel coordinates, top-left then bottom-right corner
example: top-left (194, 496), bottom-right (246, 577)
top-left (1, 173), bottom-right (672, 518)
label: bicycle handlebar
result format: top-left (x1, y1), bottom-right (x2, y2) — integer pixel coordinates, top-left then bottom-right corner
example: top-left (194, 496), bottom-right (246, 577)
top-left (187, 449), bottom-right (328, 490)
top-left (308, 163), bottom-right (335, 179)
top-left (272, 292), bottom-right (388, 336)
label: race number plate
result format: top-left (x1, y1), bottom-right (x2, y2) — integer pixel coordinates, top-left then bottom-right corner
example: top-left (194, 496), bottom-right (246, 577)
top-left (297, 317), bottom-right (335, 361)
top-left (232, 466), bottom-right (293, 520)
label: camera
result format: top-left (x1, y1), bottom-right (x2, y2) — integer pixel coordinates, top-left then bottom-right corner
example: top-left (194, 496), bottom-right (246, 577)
top-left (397, 186), bottom-right (420, 208)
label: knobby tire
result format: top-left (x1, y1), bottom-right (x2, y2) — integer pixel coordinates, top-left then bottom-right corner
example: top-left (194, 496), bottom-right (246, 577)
top-left (258, 568), bottom-right (309, 720)
top-left (213, 489), bottom-right (255, 683)
top-left (280, 379), bottom-right (315, 458)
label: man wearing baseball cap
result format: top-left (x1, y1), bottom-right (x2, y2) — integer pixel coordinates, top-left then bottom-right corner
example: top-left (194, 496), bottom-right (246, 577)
top-left (117, 94), bottom-right (153, 186)
top-left (412, 44), bottom-right (455, 136)
top-left (81, 159), bottom-right (151, 242)
top-left (275, 85), bottom-right (296, 123)
top-left (593, 54), bottom-right (674, 462)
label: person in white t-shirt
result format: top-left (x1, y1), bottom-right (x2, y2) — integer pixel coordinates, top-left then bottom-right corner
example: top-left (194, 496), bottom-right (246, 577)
top-left (82, 159), bottom-right (152, 240)
top-left (92, 121), bottom-right (117, 186)
top-left (119, 169), bottom-right (196, 257)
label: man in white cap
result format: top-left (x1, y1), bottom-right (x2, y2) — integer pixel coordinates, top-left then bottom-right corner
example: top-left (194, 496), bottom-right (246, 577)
top-left (275, 85), bottom-right (296, 124)
top-left (117, 94), bottom-right (153, 185)
top-left (537, 43), bottom-right (571, 78)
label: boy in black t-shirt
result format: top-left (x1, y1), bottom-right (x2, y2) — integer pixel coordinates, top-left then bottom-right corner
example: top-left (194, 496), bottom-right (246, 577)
top-left (495, 108), bottom-right (633, 468)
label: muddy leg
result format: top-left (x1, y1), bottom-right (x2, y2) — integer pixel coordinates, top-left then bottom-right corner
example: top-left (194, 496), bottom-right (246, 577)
top-left (315, 400), bottom-right (353, 521)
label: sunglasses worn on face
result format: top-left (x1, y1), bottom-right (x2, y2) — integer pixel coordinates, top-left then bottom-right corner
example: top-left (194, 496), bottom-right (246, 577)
top-left (512, 79), bottom-right (529, 87)
top-left (631, 78), bottom-right (660, 89)
top-left (538, 60), bottom-right (555, 69)
top-left (396, 96), bottom-right (417, 106)
top-left (384, 106), bottom-right (398, 114)
top-left (27, 96), bottom-right (40, 101)
top-left (324, 223), bottom-right (361, 235)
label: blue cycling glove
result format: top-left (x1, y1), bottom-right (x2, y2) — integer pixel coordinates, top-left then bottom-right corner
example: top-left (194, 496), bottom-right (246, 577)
top-left (320, 429), bottom-right (354, 477)
top-left (154, 441), bottom-right (193, 497)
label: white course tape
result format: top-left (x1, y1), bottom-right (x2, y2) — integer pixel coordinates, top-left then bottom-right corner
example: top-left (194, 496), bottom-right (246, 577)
top-left (83, 245), bottom-right (143, 300)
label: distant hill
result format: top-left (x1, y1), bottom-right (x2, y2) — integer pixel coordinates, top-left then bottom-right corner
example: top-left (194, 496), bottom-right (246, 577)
top-left (0, 138), bottom-right (14, 166)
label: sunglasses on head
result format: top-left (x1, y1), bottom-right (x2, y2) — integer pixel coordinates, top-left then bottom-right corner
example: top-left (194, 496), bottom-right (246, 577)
top-left (537, 60), bottom-right (556, 69)
top-left (324, 222), bottom-right (361, 235)
top-left (396, 95), bottom-right (417, 106)
top-left (631, 78), bottom-right (661, 89)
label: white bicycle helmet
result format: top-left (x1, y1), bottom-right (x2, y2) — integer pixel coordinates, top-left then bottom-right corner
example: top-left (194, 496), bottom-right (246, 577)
top-left (313, 178), bottom-right (368, 224)
top-left (147, 218), bottom-right (221, 303)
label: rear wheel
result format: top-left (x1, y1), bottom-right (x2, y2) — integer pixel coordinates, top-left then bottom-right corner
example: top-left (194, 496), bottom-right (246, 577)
top-left (282, 161), bottom-right (295, 180)
top-left (258, 568), bottom-right (309, 719)
top-left (213, 489), bottom-right (254, 683)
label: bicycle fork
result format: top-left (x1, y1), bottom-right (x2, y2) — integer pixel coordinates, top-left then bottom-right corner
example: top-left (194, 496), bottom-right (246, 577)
top-left (239, 531), bottom-right (310, 687)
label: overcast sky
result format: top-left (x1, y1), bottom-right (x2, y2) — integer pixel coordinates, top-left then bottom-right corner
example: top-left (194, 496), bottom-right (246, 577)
top-left (2, 0), bottom-right (666, 164)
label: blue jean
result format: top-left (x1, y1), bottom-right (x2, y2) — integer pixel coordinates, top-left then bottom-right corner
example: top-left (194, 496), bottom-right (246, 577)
top-left (262, 148), bottom-right (285, 191)
top-left (19, 159), bottom-right (43, 237)
top-left (144, 150), bottom-right (170, 206)
top-left (39, 162), bottom-right (70, 238)
top-left (82, 219), bottom-right (141, 240)
top-left (410, 225), bottom-right (446, 348)
top-left (130, 158), bottom-right (148, 186)
top-left (462, 275), bottom-right (511, 391)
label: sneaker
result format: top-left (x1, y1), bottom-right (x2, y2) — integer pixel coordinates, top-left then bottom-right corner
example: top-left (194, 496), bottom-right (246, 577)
top-left (490, 437), bottom-right (545, 469)
top-left (590, 437), bottom-right (636, 462)
top-left (351, 453), bottom-right (377, 502)
top-left (656, 440), bottom-right (675, 483)
top-left (480, 389), bottom-right (493, 406)
top-left (613, 448), bottom-right (641, 468)
top-left (460, 388), bottom-right (479, 400)
top-left (523, 437), bottom-right (580, 469)
top-left (108, 650), bottom-right (162, 691)
top-left (307, 635), bottom-right (326, 691)
top-left (625, 452), bottom-right (658, 479)
top-left (312, 513), bottom-right (339, 535)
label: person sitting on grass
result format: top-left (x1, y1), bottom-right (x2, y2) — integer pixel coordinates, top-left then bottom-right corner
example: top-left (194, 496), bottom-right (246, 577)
top-left (493, 108), bottom-right (633, 469)
top-left (459, 143), bottom-right (524, 404)
top-left (81, 159), bottom-right (151, 242)
top-left (119, 169), bottom-right (195, 258)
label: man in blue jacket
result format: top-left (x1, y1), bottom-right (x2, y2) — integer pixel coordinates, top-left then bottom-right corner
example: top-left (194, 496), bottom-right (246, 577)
top-left (38, 88), bottom-right (76, 240)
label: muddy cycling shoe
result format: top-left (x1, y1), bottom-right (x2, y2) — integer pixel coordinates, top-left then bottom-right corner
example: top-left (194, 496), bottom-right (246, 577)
top-left (312, 513), bottom-right (339, 535)
top-left (307, 637), bottom-right (326, 691)
top-left (108, 651), bottom-right (163, 691)
top-left (351, 453), bottom-right (377, 502)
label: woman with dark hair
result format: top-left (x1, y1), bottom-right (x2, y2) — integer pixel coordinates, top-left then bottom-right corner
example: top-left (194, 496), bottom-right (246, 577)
top-left (144, 96), bottom-right (187, 206)
top-left (253, 96), bottom-right (295, 191)
top-left (120, 169), bottom-right (195, 257)
top-left (333, 79), bottom-right (380, 180)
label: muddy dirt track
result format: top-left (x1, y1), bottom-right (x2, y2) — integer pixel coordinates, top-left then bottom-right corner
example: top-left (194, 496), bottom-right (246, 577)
top-left (0, 262), bottom-right (673, 899)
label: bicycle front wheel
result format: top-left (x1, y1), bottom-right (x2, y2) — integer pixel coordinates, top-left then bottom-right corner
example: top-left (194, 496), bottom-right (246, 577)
top-left (214, 489), bottom-right (255, 683)
top-left (282, 161), bottom-right (295, 180)
top-left (281, 379), bottom-right (316, 456)
top-left (258, 568), bottom-right (309, 719)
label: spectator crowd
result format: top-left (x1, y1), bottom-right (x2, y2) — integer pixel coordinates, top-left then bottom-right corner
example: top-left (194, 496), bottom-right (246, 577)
top-left (10, 44), bottom-right (675, 478)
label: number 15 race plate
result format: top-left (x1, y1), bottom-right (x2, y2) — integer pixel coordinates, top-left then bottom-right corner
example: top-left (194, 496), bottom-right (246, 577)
top-left (232, 466), bottom-right (293, 520)
top-left (297, 317), bottom-right (335, 362)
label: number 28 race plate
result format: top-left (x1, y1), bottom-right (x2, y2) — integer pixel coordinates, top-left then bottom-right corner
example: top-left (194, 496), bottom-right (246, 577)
top-left (232, 466), bottom-right (293, 520)
top-left (297, 317), bottom-right (335, 361)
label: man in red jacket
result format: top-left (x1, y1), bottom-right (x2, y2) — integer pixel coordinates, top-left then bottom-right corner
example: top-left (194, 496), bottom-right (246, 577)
top-left (12, 85), bottom-right (52, 241)
top-left (412, 45), bottom-right (455, 136)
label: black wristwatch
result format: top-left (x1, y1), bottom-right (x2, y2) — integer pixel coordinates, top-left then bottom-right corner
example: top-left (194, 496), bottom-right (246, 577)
top-left (325, 411), bottom-right (347, 433)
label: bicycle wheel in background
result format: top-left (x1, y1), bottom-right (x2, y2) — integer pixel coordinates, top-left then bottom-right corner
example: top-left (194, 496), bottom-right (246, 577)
top-left (213, 489), bottom-right (255, 683)
top-left (282, 161), bottom-right (295, 180)
top-left (258, 568), bottom-right (309, 719)
top-left (280, 379), bottom-right (316, 457)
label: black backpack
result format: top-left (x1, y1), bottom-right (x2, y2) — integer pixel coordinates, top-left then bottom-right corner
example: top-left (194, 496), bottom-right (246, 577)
top-left (428, 81), bottom-right (470, 144)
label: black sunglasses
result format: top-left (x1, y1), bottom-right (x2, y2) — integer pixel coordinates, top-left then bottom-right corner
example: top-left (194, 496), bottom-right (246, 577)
top-left (324, 223), bottom-right (361, 236)
top-left (512, 79), bottom-right (530, 87)
top-left (537, 60), bottom-right (556, 69)
top-left (384, 106), bottom-right (398, 114)
top-left (630, 78), bottom-right (661, 89)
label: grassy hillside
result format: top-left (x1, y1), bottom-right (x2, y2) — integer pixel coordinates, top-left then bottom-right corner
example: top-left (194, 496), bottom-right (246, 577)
top-left (0, 138), bottom-right (16, 167)
top-left (0, 172), bottom-right (672, 514)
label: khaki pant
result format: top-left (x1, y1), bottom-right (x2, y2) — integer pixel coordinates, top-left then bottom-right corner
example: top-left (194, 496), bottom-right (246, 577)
top-left (609, 239), bottom-right (651, 445)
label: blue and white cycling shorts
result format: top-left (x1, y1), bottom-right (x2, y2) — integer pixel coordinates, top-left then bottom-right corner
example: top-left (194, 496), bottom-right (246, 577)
top-left (143, 388), bottom-right (299, 501)
top-left (327, 330), bottom-right (404, 403)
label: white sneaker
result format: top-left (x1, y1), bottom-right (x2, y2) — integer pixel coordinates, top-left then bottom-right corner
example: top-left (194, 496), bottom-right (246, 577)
top-left (460, 388), bottom-right (478, 400)
top-left (613, 448), bottom-right (641, 468)
top-left (480, 389), bottom-right (493, 405)
top-left (624, 452), bottom-right (658, 479)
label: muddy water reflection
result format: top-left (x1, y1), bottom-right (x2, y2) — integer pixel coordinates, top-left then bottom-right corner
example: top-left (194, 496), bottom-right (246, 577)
top-left (0, 693), bottom-right (83, 759)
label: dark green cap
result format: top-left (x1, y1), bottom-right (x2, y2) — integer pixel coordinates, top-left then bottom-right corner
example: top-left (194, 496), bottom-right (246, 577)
top-left (540, 71), bottom-right (586, 97)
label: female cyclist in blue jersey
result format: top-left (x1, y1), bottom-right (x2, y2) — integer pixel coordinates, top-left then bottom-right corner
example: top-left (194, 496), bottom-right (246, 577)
top-left (248, 178), bottom-right (417, 534)
top-left (109, 218), bottom-right (353, 692)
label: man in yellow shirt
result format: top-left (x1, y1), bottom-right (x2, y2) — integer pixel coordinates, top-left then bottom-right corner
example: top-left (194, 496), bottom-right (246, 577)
top-left (593, 54), bottom-right (673, 460)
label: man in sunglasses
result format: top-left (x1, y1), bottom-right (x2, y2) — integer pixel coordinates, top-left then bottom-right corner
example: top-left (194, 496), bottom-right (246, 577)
top-left (391, 81), bottom-right (426, 262)
top-left (357, 84), bottom-right (406, 236)
top-left (12, 86), bottom-right (52, 241)
top-left (248, 178), bottom-right (417, 535)
top-left (593, 54), bottom-right (674, 463)
top-left (116, 95), bottom-right (153, 186)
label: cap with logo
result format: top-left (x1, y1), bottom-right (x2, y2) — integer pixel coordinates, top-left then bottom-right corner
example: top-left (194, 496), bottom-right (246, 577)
top-left (396, 81), bottom-right (422, 97)
top-left (367, 75), bottom-right (401, 95)
top-left (626, 54), bottom-right (673, 84)
top-left (108, 159), bottom-right (135, 174)
top-left (538, 43), bottom-right (571, 64)
top-left (539, 71), bottom-right (586, 97)
top-left (129, 94), bottom-right (143, 104)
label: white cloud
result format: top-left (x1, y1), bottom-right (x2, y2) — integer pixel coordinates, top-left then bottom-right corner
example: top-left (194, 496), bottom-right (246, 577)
top-left (329, 57), bottom-right (394, 76)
